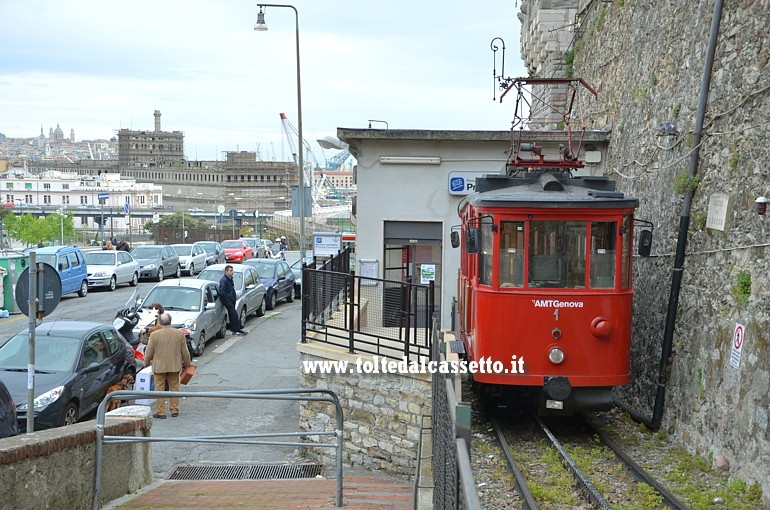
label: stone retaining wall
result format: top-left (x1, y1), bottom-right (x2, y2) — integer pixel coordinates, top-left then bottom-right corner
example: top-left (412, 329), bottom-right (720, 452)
top-left (519, 0), bottom-right (770, 504)
top-left (0, 407), bottom-right (152, 509)
top-left (298, 342), bottom-right (431, 476)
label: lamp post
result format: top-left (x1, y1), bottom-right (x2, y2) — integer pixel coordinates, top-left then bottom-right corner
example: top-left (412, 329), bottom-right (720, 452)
top-left (255, 4), bottom-right (306, 260)
top-left (56, 209), bottom-right (64, 244)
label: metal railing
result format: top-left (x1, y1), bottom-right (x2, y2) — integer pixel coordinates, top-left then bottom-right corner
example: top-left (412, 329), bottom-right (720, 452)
top-left (431, 330), bottom-right (480, 509)
top-left (301, 248), bottom-right (434, 362)
top-left (92, 388), bottom-right (344, 510)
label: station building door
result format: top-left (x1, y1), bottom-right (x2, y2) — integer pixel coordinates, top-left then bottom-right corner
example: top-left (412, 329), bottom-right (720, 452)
top-left (382, 221), bottom-right (442, 326)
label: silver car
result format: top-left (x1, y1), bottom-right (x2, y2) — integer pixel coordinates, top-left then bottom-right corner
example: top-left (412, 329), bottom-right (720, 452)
top-left (132, 245), bottom-right (181, 281)
top-left (197, 264), bottom-right (267, 329)
top-left (172, 243), bottom-right (208, 275)
top-left (84, 250), bottom-right (140, 290)
top-left (134, 279), bottom-right (227, 356)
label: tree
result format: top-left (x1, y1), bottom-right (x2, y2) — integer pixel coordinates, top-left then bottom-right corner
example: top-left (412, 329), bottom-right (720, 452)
top-left (4, 213), bottom-right (48, 247)
top-left (143, 212), bottom-right (207, 232)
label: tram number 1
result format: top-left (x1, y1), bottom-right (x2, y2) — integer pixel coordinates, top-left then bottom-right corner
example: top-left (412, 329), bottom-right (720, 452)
top-left (554, 309), bottom-right (559, 322)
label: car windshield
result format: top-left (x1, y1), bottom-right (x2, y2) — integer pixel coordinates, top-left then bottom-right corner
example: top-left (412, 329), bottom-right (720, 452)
top-left (198, 269), bottom-right (243, 288)
top-left (143, 286), bottom-right (203, 312)
top-left (250, 262), bottom-right (276, 278)
top-left (132, 247), bottom-right (161, 259)
top-left (196, 242), bottom-right (216, 252)
top-left (0, 334), bottom-right (81, 372)
top-left (221, 241), bottom-right (242, 249)
top-left (85, 252), bottom-right (116, 265)
top-left (243, 239), bottom-right (257, 248)
top-left (172, 245), bottom-right (193, 256)
top-left (35, 254), bottom-right (57, 267)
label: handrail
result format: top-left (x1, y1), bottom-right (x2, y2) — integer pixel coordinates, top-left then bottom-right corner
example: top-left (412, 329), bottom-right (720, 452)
top-left (93, 388), bottom-right (344, 510)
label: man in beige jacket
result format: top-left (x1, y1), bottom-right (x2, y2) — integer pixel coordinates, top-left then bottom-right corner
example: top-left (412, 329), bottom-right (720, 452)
top-left (144, 313), bottom-right (192, 418)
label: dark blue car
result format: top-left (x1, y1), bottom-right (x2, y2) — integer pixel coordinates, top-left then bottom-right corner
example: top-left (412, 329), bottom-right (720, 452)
top-left (243, 258), bottom-right (296, 310)
top-left (0, 322), bottom-right (136, 432)
top-left (0, 379), bottom-right (18, 438)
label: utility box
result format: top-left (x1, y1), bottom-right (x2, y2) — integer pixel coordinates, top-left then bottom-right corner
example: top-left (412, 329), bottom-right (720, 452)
top-left (0, 253), bottom-right (30, 314)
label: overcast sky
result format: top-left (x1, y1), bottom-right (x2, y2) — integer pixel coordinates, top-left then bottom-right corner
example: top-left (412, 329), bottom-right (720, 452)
top-left (0, 1), bottom-right (527, 163)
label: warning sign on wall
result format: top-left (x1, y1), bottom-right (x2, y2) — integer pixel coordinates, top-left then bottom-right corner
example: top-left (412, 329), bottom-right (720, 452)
top-left (730, 322), bottom-right (745, 369)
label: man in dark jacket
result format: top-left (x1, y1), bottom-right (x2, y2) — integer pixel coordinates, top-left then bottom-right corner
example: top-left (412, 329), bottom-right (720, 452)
top-left (218, 265), bottom-right (246, 336)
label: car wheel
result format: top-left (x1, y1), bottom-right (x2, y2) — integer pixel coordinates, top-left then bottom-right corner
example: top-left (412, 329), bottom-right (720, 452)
top-left (194, 331), bottom-right (206, 356)
top-left (60, 402), bottom-right (78, 426)
top-left (109, 275), bottom-right (117, 291)
top-left (175, 265), bottom-right (182, 278)
top-left (156, 267), bottom-right (164, 282)
top-left (256, 297), bottom-right (266, 317)
top-left (286, 288), bottom-right (294, 303)
top-left (216, 318), bottom-right (227, 339)
top-left (77, 280), bottom-right (88, 297)
top-left (189, 263), bottom-right (195, 275)
top-left (130, 272), bottom-right (139, 287)
top-left (240, 306), bottom-right (247, 328)
top-left (266, 291), bottom-right (277, 310)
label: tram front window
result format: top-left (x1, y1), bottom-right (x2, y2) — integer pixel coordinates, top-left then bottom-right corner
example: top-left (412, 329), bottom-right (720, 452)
top-left (529, 220), bottom-right (586, 288)
top-left (590, 221), bottom-right (616, 288)
top-left (499, 221), bottom-right (525, 288)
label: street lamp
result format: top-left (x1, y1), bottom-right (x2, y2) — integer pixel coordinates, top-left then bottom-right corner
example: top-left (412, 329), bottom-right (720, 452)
top-left (255, 4), bottom-right (306, 260)
top-left (56, 209), bottom-right (64, 244)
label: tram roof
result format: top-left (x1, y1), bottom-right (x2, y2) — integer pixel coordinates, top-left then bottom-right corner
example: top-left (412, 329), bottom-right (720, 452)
top-left (467, 173), bottom-right (639, 210)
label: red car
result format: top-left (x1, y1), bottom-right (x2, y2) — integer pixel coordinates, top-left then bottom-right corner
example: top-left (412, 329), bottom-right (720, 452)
top-left (221, 239), bottom-right (254, 263)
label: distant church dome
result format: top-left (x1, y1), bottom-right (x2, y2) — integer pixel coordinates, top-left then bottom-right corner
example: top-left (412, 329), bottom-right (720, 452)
top-left (52, 123), bottom-right (64, 144)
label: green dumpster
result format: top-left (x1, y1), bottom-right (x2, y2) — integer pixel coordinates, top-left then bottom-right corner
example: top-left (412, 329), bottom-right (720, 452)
top-left (0, 253), bottom-right (30, 314)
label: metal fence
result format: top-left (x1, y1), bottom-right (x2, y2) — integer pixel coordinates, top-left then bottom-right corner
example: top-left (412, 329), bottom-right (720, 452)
top-left (431, 329), bottom-right (481, 510)
top-left (93, 388), bottom-right (344, 510)
top-left (301, 248), bottom-right (434, 362)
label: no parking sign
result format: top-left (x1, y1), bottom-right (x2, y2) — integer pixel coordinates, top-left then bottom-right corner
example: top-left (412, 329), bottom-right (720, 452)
top-left (730, 322), bottom-right (745, 369)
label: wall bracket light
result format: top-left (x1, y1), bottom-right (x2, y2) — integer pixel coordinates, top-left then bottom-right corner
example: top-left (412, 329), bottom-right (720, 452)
top-left (379, 156), bottom-right (441, 165)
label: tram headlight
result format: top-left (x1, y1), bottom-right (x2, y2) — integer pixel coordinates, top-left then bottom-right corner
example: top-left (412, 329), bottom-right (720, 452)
top-left (548, 348), bottom-right (565, 364)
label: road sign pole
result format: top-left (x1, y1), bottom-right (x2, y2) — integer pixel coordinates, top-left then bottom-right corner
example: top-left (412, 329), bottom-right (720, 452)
top-left (26, 252), bottom-right (37, 433)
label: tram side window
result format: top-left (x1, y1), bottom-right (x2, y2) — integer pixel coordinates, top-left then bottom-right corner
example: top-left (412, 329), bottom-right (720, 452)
top-left (499, 221), bottom-right (525, 288)
top-left (529, 220), bottom-right (586, 288)
top-left (478, 222), bottom-right (493, 286)
top-left (590, 221), bottom-right (616, 289)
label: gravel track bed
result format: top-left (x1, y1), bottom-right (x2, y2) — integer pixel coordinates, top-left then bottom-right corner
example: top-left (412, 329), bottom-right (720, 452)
top-left (466, 381), bottom-right (763, 509)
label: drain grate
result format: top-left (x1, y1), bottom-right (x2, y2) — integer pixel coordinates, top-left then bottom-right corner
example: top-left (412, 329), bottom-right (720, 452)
top-left (169, 463), bottom-right (324, 481)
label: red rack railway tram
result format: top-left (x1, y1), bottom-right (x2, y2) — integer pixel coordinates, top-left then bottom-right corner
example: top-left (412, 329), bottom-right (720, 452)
top-left (454, 168), bottom-right (648, 414)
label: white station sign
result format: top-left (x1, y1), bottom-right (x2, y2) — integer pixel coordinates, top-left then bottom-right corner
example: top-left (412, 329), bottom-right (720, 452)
top-left (313, 233), bottom-right (342, 257)
top-left (448, 171), bottom-right (490, 196)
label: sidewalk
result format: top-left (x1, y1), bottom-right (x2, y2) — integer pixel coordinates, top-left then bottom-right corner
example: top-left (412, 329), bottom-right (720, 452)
top-left (104, 474), bottom-right (413, 510)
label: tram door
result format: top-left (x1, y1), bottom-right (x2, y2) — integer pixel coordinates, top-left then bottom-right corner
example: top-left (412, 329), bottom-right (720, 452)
top-left (382, 221), bottom-right (442, 327)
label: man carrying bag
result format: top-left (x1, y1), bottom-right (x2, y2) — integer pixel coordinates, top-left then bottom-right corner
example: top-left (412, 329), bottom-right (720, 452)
top-left (144, 313), bottom-right (192, 418)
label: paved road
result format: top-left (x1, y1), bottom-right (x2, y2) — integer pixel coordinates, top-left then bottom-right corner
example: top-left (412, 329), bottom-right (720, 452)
top-left (146, 299), bottom-right (305, 476)
top-left (0, 273), bottom-right (306, 477)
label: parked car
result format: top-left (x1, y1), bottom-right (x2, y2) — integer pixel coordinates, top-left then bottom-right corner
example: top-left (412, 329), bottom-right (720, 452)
top-left (221, 239), bottom-right (253, 264)
top-left (241, 238), bottom-right (266, 258)
top-left (198, 264), bottom-right (266, 329)
top-left (32, 245), bottom-right (89, 297)
top-left (257, 239), bottom-right (275, 256)
top-left (0, 321), bottom-right (136, 432)
top-left (0, 379), bottom-right (19, 438)
top-left (135, 279), bottom-right (227, 356)
top-left (288, 253), bottom-right (315, 299)
top-left (171, 243), bottom-right (207, 275)
top-left (194, 241), bottom-right (225, 266)
top-left (84, 250), bottom-right (140, 290)
top-left (243, 258), bottom-right (295, 310)
top-left (132, 245), bottom-right (181, 281)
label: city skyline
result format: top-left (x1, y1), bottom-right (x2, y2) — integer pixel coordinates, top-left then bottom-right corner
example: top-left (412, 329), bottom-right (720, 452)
top-left (0, 0), bottom-right (527, 163)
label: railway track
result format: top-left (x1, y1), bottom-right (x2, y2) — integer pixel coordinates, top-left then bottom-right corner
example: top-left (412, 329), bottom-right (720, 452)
top-left (489, 412), bottom-right (690, 510)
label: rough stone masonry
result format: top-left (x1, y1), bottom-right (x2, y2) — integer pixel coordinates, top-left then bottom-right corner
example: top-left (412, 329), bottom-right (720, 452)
top-left (520, 0), bottom-right (770, 504)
